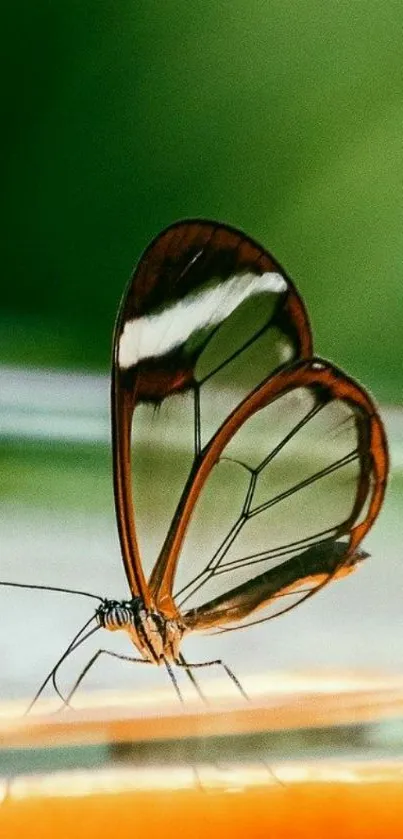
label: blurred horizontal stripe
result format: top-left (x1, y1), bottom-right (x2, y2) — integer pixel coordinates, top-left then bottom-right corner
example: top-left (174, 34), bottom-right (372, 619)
top-left (0, 365), bottom-right (402, 471)
top-left (0, 365), bottom-right (109, 444)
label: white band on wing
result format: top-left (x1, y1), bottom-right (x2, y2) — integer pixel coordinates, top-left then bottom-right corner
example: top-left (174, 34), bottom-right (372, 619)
top-left (118, 271), bottom-right (287, 369)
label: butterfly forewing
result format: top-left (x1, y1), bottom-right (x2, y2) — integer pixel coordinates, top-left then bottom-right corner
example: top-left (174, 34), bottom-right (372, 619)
top-left (112, 220), bottom-right (312, 601)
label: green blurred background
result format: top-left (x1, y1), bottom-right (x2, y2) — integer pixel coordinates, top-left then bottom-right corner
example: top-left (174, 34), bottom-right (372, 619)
top-left (1, 1), bottom-right (403, 705)
top-left (2, 0), bottom-right (402, 401)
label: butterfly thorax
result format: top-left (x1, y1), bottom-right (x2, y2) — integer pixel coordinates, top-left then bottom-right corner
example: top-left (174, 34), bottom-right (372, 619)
top-left (95, 598), bottom-right (185, 664)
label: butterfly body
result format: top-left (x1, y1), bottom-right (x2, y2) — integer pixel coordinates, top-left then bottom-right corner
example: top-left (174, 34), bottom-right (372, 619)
top-left (95, 598), bottom-right (185, 664)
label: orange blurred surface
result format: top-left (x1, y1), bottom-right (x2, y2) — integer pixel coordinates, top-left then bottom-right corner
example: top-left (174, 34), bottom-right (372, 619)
top-left (1, 762), bottom-right (403, 839)
top-left (1, 672), bottom-right (403, 838)
top-left (2, 670), bottom-right (403, 748)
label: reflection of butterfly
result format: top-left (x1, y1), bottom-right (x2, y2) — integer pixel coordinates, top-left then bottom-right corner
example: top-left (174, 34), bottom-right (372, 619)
top-left (3, 220), bottom-right (389, 706)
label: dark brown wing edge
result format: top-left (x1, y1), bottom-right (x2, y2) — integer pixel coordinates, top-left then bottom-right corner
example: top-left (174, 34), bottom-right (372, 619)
top-left (149, 357), bottom-right (388, 624)
top-left (111, 219), bottom-right (312, 603)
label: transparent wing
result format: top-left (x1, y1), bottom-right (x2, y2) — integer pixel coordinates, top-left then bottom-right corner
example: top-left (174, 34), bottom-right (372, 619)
top-left (111, 220), bottom-right (312, 602)
top-left (150, 358), bottom-right (388, 627)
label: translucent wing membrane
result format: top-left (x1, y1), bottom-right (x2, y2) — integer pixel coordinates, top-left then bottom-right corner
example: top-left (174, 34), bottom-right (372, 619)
top-left (112, 220), bottom-right (312, 603)
top-left (153, 358), bottom-right (387, 627)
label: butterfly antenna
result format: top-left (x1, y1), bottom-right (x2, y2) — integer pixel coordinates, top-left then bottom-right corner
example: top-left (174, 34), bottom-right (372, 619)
top-left (25, 617), bottom-right (99, 714)
top-left (0, 581), bottom-right (103, 601)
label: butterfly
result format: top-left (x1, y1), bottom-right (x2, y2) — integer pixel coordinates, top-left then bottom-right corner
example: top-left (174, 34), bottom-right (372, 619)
top-left (2, 220), bottom-right (388, 707)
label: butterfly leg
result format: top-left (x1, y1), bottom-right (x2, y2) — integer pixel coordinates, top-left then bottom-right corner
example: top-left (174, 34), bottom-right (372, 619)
top-left (164, 657), bottom-right (185, 704)
top-left (175, 659), bottom-right (281, 785)
top-left (176, 653), bottom-right (208, 704)
top-left (65, 649), bottom-right (150, 706)
top-left (176, 654), bottom-right (248, 700)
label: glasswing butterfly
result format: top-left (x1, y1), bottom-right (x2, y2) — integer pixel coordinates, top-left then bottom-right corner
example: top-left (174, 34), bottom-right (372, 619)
top-left (1, 220), bottom-right (388, 708)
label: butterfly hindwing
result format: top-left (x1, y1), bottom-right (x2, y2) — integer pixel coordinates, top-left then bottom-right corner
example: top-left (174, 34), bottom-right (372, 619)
top-left (149, 358), bottom-right (387, 626)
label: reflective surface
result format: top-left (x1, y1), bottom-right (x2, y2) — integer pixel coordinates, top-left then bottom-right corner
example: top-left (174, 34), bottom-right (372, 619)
top-left (1, 675), bottom-right (403, 838)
